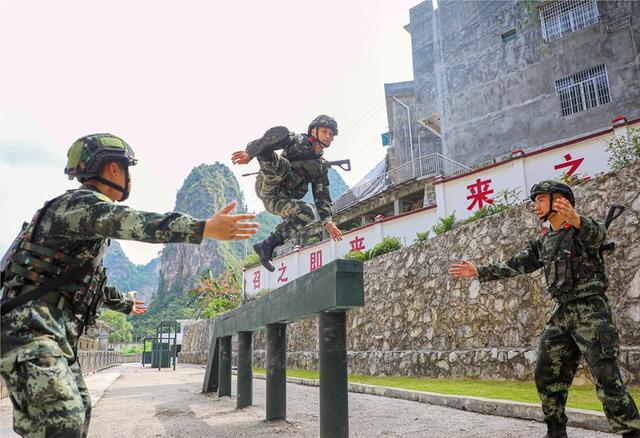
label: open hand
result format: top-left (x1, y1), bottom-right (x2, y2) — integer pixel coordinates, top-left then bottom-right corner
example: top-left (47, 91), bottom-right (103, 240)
top-left (448, 260), bottom-right (479, 278)
top-left (231, 151), bottom-right (252, 165)
top-left (204, 200), bottom-right (259, 240)
top-left (325, 221), bottom-right (342, 241)
top-left (553, 197), bottom-right (581, 228)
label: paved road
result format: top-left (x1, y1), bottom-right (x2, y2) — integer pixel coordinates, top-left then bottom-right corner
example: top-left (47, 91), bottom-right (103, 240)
top-left (0, 364), bottom-right (619, 437)
top-left (86, 364), bottom-right (616, 438)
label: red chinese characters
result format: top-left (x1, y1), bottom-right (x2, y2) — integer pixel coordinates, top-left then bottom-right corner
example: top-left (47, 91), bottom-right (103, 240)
top-left (277, 263), bottom-right (288, 283)
top-left (252, 271), bottom-right (261, 290)
top-left (554, 153), bottom-right (584, 176)
top-left (310, 250), bottom-right (323, 272)
top-left (349, 235), bottom-right (365, 251)
top-left (466, 178), bottom-right (494, 211)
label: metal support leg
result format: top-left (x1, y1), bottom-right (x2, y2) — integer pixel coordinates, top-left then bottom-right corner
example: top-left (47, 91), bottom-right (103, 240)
top-left (266, 323), bottom-right (287, 421)
top-left (218, 336), bottom-right (232, 397)
top-left (319, 311), bottom-right (348, 438)
top-left (237, 331), bottom-right (253, 409)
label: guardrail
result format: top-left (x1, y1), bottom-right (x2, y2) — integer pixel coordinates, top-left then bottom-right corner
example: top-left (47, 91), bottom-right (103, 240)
top-left (333, 153), bottom-right (471, 212)
top-left (203, 259), bottom-right (364, 438)
top-left (2, 351), bottom-right (131, 399)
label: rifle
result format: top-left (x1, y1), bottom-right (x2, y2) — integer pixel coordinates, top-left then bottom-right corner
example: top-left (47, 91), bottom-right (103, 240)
top-left (601, 203), bottom-right (625, 253)
top-left (242, 159), bottom-right (351, 177)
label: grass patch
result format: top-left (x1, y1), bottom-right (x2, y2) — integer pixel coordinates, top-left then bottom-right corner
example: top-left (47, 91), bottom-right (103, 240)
top-left (253, 368), bottom-right (640, 412)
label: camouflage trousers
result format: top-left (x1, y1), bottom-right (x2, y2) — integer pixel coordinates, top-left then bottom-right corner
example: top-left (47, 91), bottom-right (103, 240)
top-left (255, 154), bottom-right (315, 239)
top-left (0, 301), bottom-right (90, 437)
top-left (535, 294), bottom-right (640, 433)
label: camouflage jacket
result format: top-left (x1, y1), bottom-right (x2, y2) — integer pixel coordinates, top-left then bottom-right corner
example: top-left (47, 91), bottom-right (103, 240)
top-left (2, 184), bottom-right (206, 316)
top-left (259, 131), bottom-right (333, 222)
top-left (477, 216), bottom-right (608, 301)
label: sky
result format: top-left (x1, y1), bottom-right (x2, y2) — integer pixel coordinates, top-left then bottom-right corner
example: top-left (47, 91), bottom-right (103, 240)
top-left (0, 0), bottom-right (427, 265)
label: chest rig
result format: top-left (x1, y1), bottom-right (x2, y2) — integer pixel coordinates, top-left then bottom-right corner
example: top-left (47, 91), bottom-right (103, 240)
top-left (539, 225), bottom-right (606, 302)
top-left (0, 195), bottom-right (109, 325)
top-left (281, 135), bottom-right (329, 195)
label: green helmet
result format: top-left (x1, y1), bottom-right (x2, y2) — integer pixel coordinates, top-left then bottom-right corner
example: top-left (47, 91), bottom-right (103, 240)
top-left (530, 180), bottom-right (575, 206)
top-left (65, 133), bottom-right (137, 181)
top-left (308, 114), bottom-right (338, 136)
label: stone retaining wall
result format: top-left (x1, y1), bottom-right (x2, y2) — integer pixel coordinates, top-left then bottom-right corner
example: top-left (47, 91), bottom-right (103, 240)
top-left (180, 162), bottom-right (640, 383)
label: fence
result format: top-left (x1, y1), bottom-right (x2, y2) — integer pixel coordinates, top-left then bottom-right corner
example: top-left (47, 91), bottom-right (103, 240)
top-left (1, 351), bottom-right (140, 399)
top-left (333, 153), bottom-right (471, 212)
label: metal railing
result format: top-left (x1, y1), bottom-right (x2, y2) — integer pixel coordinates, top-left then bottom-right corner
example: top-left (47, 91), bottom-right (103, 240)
top-left (203, 260), bottom-right (364, 438)
top-left (333, 153), bottom-right (471, 212)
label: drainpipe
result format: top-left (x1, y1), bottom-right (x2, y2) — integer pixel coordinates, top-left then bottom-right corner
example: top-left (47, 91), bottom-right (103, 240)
top-left (392, 96), bottom-right (414, 177)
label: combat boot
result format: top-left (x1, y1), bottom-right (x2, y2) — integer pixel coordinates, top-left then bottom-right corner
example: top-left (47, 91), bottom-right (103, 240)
top-left (622, 430), bottom-right (640, 437)
top-left (543, 423), bottom-right (567, 438)
top-left (246, 126), bottom-right (290, 160)
top-left (253, 232), bottom-right (284, 272)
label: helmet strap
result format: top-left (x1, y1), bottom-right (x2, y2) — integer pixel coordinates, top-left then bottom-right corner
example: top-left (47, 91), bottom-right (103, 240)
top-left (310, 128), bottom-right (330, 148)
top-left (540, 192), bottom-right (556, 222)
top-left (92, 165), bottom-right (130, 201)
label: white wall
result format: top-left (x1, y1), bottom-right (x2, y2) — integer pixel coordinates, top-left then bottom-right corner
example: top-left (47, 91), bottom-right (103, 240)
top-left (244, 120), bottom-right (638, 294)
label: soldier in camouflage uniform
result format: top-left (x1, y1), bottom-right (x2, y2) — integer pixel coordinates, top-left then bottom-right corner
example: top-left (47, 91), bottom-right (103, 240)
top-left (0, 133), bottom-right (258, 437)
top-left (231, 115), bottom-right (343, 271)
top-left (449, 180), bottom-right (640, 438)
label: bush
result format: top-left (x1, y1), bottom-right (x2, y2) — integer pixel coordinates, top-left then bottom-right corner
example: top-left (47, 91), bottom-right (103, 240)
top-left (369, 236), bottom-right (402, 259)
top-left (244, 252), bottom-right (260, 268)
top-left (344, 250), bottom-right (371, 261)
top-left (306, 236), bottom-right (321, 245)
top-left (459, 188), bottom-right (522, 225)
top-left (432, 212), bottom-right (457, 235)
top-left (414, 231), bottom-right (430, 243)
top-left (607, 128), bottom-right (640, 170)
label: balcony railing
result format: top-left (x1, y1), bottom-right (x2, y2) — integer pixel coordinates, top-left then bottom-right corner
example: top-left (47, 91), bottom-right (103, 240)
top-left (333, 153), bottom-right (471, 212)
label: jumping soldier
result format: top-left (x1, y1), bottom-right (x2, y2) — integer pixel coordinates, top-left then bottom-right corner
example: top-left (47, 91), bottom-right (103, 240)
top-left (0, 133), bottom-right (258, 437)
top-left (449, 180), bottom-right (640, 438)
top-left (231, 115), bottom-right (343, 272)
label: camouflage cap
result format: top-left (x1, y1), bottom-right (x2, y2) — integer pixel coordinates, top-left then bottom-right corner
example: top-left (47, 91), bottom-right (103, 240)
top-left (308, 115), bottom-right (338, 136)
top-left (530, 180), bottom-right (575, 206)
top-left (65, 133), bottom-right (137, 181)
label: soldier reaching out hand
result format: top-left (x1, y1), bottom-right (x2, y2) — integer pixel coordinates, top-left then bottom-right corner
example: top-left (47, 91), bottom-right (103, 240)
top-left (0, 133), bottom-right (258, 437)
top-left (449, 180), bottom-right (640, 438)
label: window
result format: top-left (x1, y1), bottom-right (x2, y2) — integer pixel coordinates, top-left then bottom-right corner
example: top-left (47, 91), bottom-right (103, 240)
top-left (555, 64), bottom-right (611, 117)
top-left (502, 29), bottom-right (517, 43)
top-left (539, 0), bottom-right (599, 42)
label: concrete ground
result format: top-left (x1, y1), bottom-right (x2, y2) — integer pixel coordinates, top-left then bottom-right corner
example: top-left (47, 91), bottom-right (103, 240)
top-left (0, 363), bottom-right (619, 438)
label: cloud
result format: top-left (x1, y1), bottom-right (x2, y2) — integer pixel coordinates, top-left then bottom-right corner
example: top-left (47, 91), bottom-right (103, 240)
top-left (0, 139), bottom-right (63, 167)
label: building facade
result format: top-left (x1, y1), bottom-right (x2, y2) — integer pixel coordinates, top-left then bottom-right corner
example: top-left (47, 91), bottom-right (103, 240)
top-left (385, 0), bottom-right (640, 168)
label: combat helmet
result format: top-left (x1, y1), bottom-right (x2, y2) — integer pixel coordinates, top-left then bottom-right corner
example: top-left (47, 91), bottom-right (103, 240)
top-left (308, 115), bottom-right (338, 136)
top-left (530, 180), bottom-right (575, 221)
top-left (65, 133), bottom-right (137, 201)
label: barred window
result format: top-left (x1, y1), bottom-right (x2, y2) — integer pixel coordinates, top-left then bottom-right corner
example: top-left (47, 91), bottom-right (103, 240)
top-left (539, 0), bottom-right (599, 42)
top-left (555, 65), bottom-right (611, 117)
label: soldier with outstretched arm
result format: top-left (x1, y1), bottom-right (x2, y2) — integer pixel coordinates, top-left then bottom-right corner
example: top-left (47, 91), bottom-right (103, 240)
top-left (449, 180), bottom-right (640, 438)
top-left (0, 134), bottom-right (259, 437)
top-left (231, 115), bottom-right (343, 272)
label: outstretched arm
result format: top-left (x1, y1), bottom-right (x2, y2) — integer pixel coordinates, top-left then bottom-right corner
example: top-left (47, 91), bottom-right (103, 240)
top-left (449, 240), bottom-right (542, 283)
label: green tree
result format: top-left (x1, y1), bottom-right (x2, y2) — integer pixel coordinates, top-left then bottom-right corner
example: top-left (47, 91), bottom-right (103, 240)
top-left (187, 267), bottom-right (242, 319)
top-left (98, 310), bottom-right (134, 343)
top-left (607, 128), bottom-right (640, 170)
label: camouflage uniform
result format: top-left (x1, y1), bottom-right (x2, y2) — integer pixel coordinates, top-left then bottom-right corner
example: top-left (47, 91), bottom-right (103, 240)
top-left (254, 130), bottom-right (333, 238)
top-left (1, 135), bottom-right (206, 437)
top-left (477, 216), bottom-right (640, 435)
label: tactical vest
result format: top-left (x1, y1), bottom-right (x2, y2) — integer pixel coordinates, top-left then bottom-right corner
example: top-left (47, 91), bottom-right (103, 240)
top-left (539, 225), bottom-right (608, 303)
top-left (0, 196), bottom-right (108, 325)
